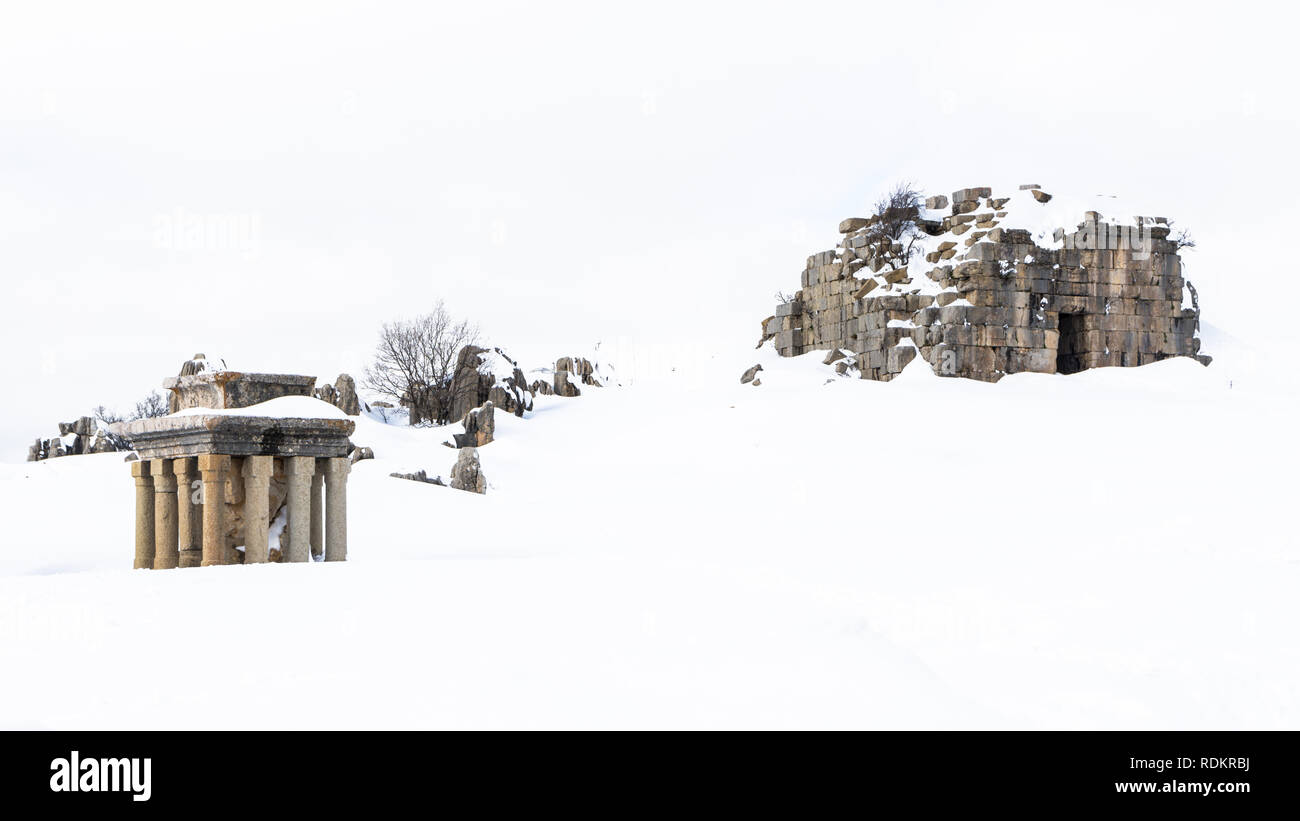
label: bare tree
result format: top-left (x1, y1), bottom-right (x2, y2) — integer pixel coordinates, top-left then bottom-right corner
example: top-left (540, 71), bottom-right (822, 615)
top-left (92, 404), bottom-right (124, 425)
top-left (130, 391), bottom-right (169, 420)
top-left (364, 301), bottom-right (481, 423)
top-left (1170, 222), bottom-right (1196, 250)
top-left (774, 290), bottom-right (795, 305)
top-left (863, 181), bottom-right (924, 268)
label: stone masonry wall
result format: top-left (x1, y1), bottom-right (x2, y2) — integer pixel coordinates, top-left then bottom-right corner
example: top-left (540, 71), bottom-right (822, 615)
top-left (759, 184), bottom-right (1207, 382)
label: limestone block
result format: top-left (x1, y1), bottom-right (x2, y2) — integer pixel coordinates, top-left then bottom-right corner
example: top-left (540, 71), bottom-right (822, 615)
top-left (952, 187), bottom-right (992, 203)
top-left (887, 345), bottom-right (918, 372)
top-left (450, 447), bottom-right (486, 494)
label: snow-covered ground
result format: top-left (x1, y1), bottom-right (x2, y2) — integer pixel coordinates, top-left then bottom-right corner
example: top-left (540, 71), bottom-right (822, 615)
top-left (1, 328), bottom-right (1296, 729)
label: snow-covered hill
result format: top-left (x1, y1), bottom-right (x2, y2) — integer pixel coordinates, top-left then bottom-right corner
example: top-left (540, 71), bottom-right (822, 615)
top-left (0, 329), bottom-right (1296, 729)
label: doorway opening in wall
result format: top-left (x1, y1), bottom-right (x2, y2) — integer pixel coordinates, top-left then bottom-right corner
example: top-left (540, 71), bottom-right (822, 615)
top-left (1056, 312), bottom-right (1086, 374)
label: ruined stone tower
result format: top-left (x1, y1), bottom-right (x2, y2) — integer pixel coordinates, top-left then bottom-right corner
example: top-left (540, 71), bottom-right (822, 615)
top-left (758, 184), bottom-right (1208, 382)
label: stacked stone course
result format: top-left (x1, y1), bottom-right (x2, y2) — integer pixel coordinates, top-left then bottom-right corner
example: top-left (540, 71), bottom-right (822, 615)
top-left (759, 184), bottom-right (1207, 382)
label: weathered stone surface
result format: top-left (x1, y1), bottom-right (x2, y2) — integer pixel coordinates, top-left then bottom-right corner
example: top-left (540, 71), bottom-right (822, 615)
top-left (211, 457), bottom-right (291, 560)
top-left (740, 364), bottom-right (763, 384)
top-left (447, 345), bottom-right (491, 423)
top-left (313, 382), bottom-right (338, 407)
top-left (132, 461), bottom-right (155, 569)
top-left (487, 364), bottom-right (533, 417)
top-left (553, 369), bottom-right (581, 397)
top-left (555, 356), bottom-right (600, 386)
top-left (953, 187), bottom-right (992, 203)
top-left (333, 374), bottom-right (361, 415)
top-left (26, 414), bottom-right (131, 462)
top-left (925, 195), bottom-right (949, 210)
top-left (323, 458), bottom-right (349, 562)
top-left (453, 401), bottom-right (495, 448)
top-left (838, 217), bottom-right (870, 233)
top-left (450, 447), bottom-right (486, 494)
top-left (389, 469), bottom-right (445, 485)
top-left (312, 373), bottom-right (362, 416)
top-left (164, 371), bottom-right (316, 413)
top-left (760, 183), bottom-right (1205, 383)
top-left (113, 414), bottom-right (354, 460)
top-left (198, 454), bottom-right (229, 566)
top-left (349, 445), bottom-right (375, 464)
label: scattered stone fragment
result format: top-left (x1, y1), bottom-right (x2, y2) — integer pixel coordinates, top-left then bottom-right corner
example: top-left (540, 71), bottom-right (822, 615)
top-left (453, 401), bottom-right (495, 448)
top-left (450, 447), bottom-right (486, 494)
top-left (389, 469), bottom-right (444, 486)
top-left (333, 374), bottom-right (362, 415)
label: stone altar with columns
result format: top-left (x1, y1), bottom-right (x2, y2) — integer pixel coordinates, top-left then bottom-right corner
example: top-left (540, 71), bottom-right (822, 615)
top-left (115, 375), bottom-right (355, 569)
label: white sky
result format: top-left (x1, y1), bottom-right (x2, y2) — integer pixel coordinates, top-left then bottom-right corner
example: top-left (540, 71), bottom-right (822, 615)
top-left (2, 0), bottom-right (1297, 456)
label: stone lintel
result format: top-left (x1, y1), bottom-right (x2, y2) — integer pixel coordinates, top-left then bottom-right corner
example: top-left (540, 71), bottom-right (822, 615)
top-left (115, 415), bottom-right (354, 460)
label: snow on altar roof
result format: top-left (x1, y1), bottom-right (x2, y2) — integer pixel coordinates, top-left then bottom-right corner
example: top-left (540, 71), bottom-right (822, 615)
top-left (171, 395), bottom-right (349, 420)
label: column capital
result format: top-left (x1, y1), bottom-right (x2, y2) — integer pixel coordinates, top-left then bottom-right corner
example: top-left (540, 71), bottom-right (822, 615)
top-left (198, 453), bottom-right (231, 474)
top-left (150, 458), bottom-right (177, 492)
top-left (130, 460), bottom-right (152, 480)
top-left (242, 453), bottom-right (273, 480)
top-left (173, 456), bottom-right (197, 475)
top-left (323, 457), bottom-right (351, 479)
top-left (286, 455), bottom-right (316, 477)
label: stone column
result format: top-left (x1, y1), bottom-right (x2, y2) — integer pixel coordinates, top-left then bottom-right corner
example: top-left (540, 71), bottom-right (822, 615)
top-left (323, 458), bottom-right (350, 562)
top-left (242, 455), bottom-right (273, 564)
top-left (131, 460), bottom-right (155, 569)
top-left (151, 458), bottom-right (179, 570)
top-left (310, 467), bottom-right (324, 561)
top-left (174, 457), bottom-right (203, 568)
top-left (198, 454), bottom-right (230, 567)
top-left (285, 456), bottom-right (314, 563)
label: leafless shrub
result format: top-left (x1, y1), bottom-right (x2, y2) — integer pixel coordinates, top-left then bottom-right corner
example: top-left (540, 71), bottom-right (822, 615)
top-left (130, 391), bottom-right (168, 420)
top-left (774, 290), bottom-right (795, 304)
top-left (92, 404), bottom-right (124, 425)
top-left (865, 181), bottom-right (924, 267)
top-left (364, 301), bottom-right (481, 422)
